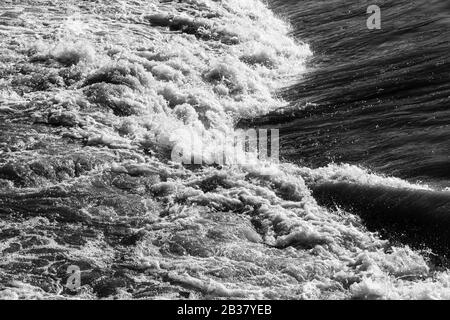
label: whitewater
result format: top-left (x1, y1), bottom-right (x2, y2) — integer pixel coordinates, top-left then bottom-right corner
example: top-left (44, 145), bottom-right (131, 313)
top-left (0, 0), bottom-right (449, 299)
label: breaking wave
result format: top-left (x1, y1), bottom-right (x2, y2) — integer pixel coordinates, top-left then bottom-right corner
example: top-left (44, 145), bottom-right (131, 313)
top-left (0, 0), bottom-right (450, 300)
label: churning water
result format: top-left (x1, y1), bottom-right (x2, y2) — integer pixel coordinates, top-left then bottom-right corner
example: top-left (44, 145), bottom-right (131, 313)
top-left (0, 0), bottom-right (449, 299)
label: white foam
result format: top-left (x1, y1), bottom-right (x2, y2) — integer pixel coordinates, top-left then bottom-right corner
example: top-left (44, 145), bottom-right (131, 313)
top-left (1, 0), bottom-right (447, 300)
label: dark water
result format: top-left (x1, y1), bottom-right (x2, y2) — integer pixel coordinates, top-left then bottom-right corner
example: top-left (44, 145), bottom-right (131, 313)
top-left (240, 0), bottom-right (450, 188)
top-left (237, 0), bottom-right (450, 256)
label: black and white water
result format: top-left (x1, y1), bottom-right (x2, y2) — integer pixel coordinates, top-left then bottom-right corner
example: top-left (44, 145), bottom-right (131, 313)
top-left (0, 0), bottom-right (449, 299)
top-left (243, 0), bottom-right (450, 187)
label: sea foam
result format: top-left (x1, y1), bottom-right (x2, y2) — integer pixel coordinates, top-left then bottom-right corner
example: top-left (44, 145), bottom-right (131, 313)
top-left (0, 0), bottom-right (449, 300)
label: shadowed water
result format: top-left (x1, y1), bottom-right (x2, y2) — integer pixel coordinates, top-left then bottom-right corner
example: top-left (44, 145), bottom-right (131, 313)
top-left (2, 0), bottom-right (450, 300)
top-left (312, 182), bottom-right (450, 258)
top-left (240, 0), bottom-right (450, 187)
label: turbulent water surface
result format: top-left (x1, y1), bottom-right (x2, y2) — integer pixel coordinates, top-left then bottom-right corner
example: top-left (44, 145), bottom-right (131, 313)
top-left (0, 0), bottom-right (450, 300)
